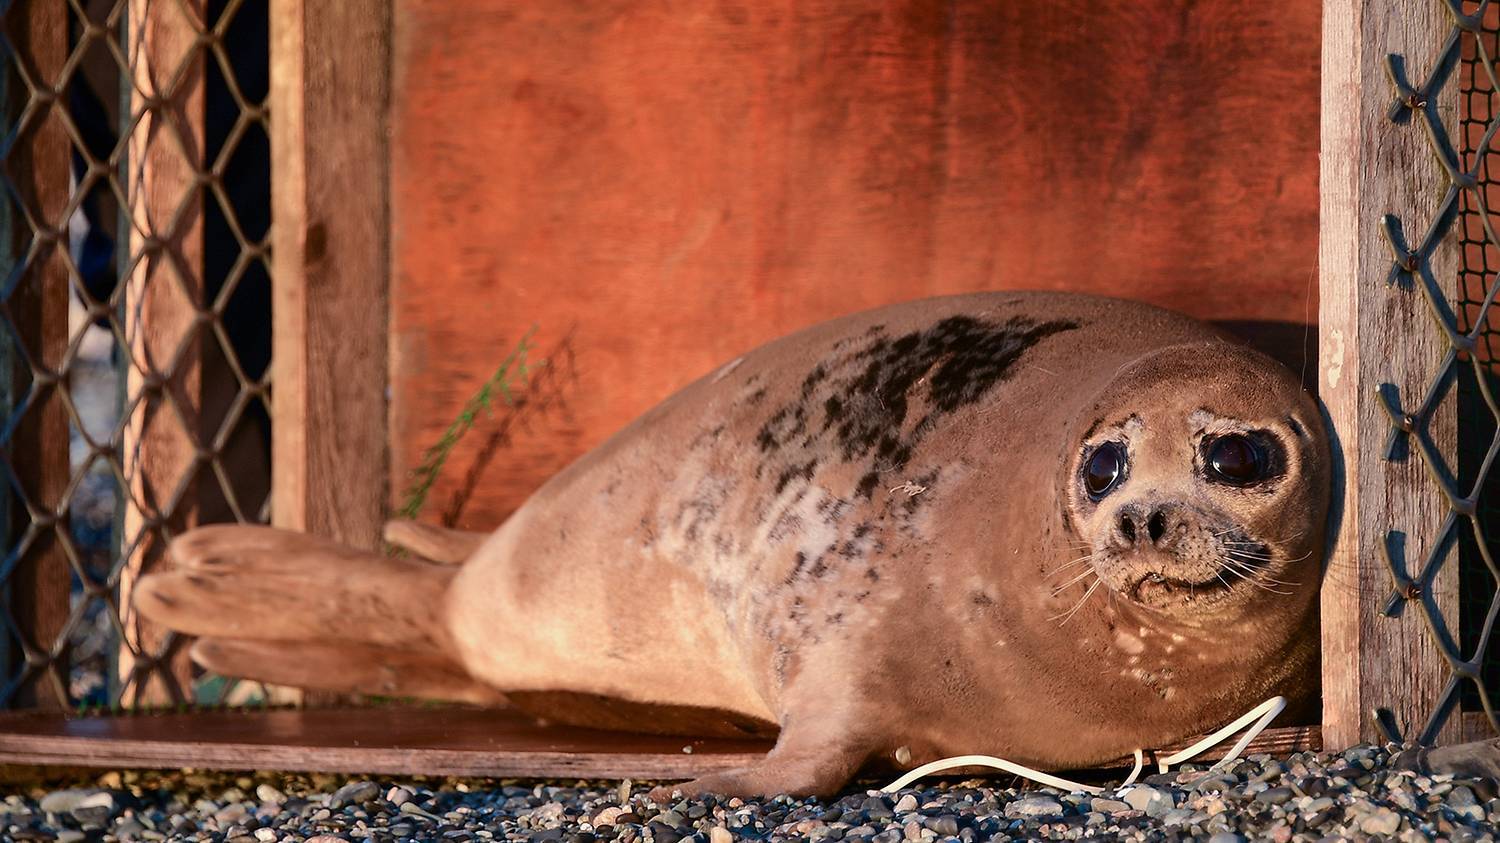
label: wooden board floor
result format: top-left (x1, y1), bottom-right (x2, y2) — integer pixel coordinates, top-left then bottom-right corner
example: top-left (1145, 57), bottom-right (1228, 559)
top-left (0, 706), bottom-right (1324, 782)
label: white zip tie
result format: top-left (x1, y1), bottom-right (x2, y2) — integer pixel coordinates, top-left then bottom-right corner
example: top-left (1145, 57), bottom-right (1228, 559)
top-left (880, 753), bottom-right (1116, 795)
top-left (879, 695), bottom-right (1285, 794)
top-left (1153, 695), bottom-right (1286, 773)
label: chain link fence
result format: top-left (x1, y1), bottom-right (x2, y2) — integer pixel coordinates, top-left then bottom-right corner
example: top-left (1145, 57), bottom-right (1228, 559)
top-left (1379, 0), bottom-right (1500, 742)
top-left (0, 0), bottom-right (273, 709)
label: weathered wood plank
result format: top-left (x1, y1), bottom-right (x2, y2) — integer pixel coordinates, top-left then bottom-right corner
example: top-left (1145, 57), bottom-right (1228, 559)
top-left (1, 0), bottom-right (73, 708)
top-left (0, 707), bottom-right (1320, 780)
top-left (269, 0), bottom-right (390, 548)
top-left (388, 0), bottom-right (1323, 530)
top-left (1319, 0), bottom-right (1464, 748)
top-left (117, 0), bottom-right (208, 706)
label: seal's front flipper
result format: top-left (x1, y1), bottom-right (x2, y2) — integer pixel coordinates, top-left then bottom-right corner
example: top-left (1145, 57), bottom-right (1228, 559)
top-left (649, 744), bottom-right (869, 799)
top-left (383, 519), bottom-right (487, 564)
top-left (648, 716), bottom-right (875, 798)
top-left (133, 524), bottom-right (458, 653)
top-left (190, 638), bottom-right (507, 705)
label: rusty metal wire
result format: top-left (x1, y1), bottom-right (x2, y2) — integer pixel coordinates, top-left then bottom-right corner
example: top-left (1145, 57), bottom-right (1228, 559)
top-left (0, 0), bottom-right (272, 708)
top-left (1377, 0), bottom-right (1500, 743)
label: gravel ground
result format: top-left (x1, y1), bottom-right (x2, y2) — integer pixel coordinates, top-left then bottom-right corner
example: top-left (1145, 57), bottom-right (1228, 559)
top-left (2, 744), bottom-right (1498, 842)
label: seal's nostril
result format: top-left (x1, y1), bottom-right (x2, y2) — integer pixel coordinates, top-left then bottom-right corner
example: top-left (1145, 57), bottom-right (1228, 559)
top-left (1118, 512), bottom-right (1136, 543)
top-left (1147, 509), bottom-right (1167, 543)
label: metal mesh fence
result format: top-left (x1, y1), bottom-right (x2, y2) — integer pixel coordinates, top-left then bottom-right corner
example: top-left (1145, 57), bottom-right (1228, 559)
top-left (1457, 0), bottom-right (1500, 716)
top-left (0, 0), bottom-right (272, 709)
top-left (1380, 0), bottom-right (1500, 742)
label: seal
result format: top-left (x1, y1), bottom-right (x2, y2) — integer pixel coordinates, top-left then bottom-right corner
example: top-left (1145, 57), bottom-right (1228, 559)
top-left (134, 291), bottom-right (1331, 797)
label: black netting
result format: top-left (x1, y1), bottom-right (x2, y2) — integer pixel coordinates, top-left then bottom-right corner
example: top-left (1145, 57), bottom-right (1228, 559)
top-left (1457, 0), bottom-right (1500, 715)
top-left (0, 0), bottom-right (273, 709)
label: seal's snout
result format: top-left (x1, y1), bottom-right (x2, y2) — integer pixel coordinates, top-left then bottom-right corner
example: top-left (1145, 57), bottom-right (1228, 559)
top-left (1112, 502), bottom-right (1186, 549)
top-left (1087, 495), bottom-right (1268, 611)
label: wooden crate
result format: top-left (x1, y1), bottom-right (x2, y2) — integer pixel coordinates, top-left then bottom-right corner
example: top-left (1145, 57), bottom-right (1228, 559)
top-left (3, 0), bottom-right (1498, 777)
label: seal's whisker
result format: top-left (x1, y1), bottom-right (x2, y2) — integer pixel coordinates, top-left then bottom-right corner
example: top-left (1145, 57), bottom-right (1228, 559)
top-left (1222, 549), bottom-right (1280, 563)
top-left (1219, 556), bottom-right (1294, 593)
top-left (1225, 550), bottom-right (1307, 582)
top-left (1044, 553), bottom-right (1096, 578)
top-left (1050, 565), bottom-right (1099, 594)
top-left (1224, 546), bottom-right (1315, 570)
top-left (1221, 554), bottom-right (1291, 584)
top-left (1051, 577), bottom-right (1102, 626)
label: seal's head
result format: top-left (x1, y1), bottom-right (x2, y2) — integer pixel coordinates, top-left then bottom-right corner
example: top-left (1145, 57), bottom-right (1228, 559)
top-left (1062, 341), bottom-right (1330, 619)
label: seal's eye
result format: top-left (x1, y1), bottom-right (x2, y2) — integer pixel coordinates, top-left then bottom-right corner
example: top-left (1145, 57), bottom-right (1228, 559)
top-left (1206, 434), bottom-right (1264, 485)
top-left (1083, 442), bottom-right (1127, 500)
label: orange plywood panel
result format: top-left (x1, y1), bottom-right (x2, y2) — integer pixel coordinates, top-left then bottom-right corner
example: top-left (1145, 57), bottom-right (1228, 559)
top-left (390, 0), bottom-right (1320, 529)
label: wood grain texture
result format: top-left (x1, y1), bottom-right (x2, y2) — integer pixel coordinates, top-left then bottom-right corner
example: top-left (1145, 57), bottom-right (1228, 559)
top-left (0, 707), bottom-right (1319, 780)
top-left (269, 0), bottom-right (390, 546)
top-left (388, 0), bottom-right (1323, 529)
top-left (1319, 0), bottom-right (1463, 749)
top-left (3, 0), bottom-right (73, 708)
top-left (117, 0), bottom-right (207, 707)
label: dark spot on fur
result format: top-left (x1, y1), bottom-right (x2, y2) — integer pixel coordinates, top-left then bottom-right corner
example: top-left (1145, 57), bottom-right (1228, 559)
top-left (801, 363), bottom-right (829, 396)
top-left (826, 611), bottom-right (845, 625)
top-left (755, 408), bottom-right (789, 452)
top-left (1287, 416), bottom-right (1305, 437)
top-left (755, 314), bottom-right (1076, 499)
top-left (783, 551), bottom-right (809, 586)
top-left (824, 395), bottom-right (844, 423)
top-left (865, 567), bottom-right (880, 583)
top-left (747, 386), bottom-right (768, 405)
top-left (971, 591), bottom-right (994, 607)
top-left (774, 459), bottom-right (818, 494)
top-left (816, 496), bottom-right (851, 525)
top-left (773, 645), bottom-right (794, 683)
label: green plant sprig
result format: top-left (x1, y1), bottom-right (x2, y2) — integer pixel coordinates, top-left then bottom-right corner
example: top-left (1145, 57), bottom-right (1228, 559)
top-left (396, 326), bottom-right (542, 521)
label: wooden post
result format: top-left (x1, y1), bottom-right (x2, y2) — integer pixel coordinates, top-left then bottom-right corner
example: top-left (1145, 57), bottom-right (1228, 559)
top-left (118, 0), bottom-right (207, 706)
top-left (1, 1), bottom-right (74, 708)
top-left (1320, 0), bottom-right (1464, 747)
top-left (270, 2), bottom-right (390, 547)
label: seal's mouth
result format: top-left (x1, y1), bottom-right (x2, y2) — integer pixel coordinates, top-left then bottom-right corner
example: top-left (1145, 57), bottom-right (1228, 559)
top-left (1107, 534), bottom-right (1283, 610)
top-left (1128, 566), bottom-right (1246, 603)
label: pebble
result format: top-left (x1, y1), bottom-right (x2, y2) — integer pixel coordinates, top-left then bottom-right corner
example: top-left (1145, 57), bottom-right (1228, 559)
top-left (39, 789), bottom-right (99, 815)
top-left (330, 780), bottom-right (380, 808)
top-left (69, 791), bottom-right (118, 827)
top-left (1360, 807), bottom-right (1403, 835)
top-left (1255, 786), bottom-right (1294, 804)
top-left (1004, 796), bottom-right (1062, 818)
top-left (1123, 785), bottom-right (1170, 814)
